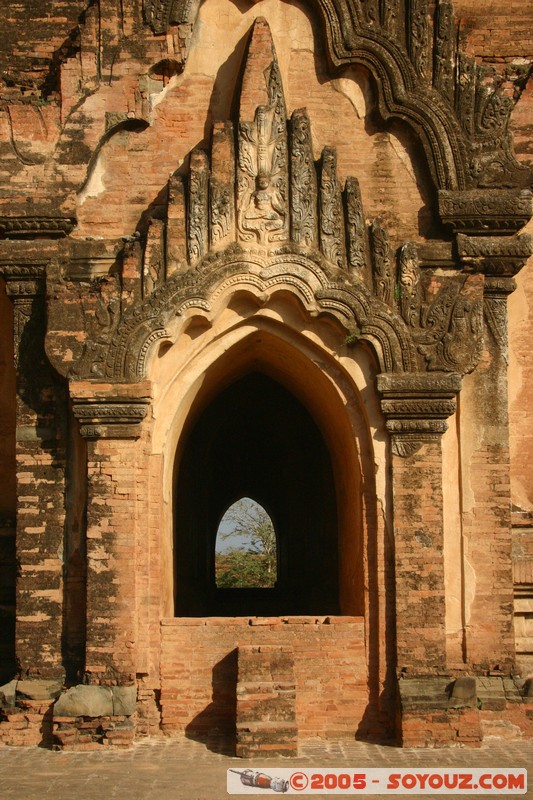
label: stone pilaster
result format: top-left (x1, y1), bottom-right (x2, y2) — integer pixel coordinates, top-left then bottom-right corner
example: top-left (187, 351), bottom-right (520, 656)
top-left (4, 267), bottom-right (68, 681)
top-left (71, 382), bottom-right (151, 685)
top-left (377, 372), bottom-right (460, 673)
top-left (454, 234), bottom-right (532, 672)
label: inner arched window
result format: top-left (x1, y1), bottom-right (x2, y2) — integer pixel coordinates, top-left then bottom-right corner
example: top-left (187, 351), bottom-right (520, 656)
top-left (215, 497), bottom-right (277, 589)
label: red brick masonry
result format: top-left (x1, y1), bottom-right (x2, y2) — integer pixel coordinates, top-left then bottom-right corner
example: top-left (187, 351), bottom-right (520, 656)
top-left (160, 616), bottom-right (367, 741)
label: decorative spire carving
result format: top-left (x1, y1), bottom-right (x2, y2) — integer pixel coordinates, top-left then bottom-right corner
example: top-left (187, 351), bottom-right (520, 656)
top-left (290, 109), bottom-right (318, 248)
top-left (319, 148), bottom-right (346, 270)
top-left (345, 177), bottom-right (367, 274)
top-left (139, 17), bottom-right (369, 275)
top-left (370, 219), bottom-right (394, 305)
top-left (236, 19), bottom-right (289, 246)
top-left (407, 0), bottom-right (430, 79)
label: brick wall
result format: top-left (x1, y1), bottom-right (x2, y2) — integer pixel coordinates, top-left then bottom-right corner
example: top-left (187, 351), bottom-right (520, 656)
top-left (160, 616), bottom-right (368, 742)
top-left (392, 442), bottom-right (447, 673)
top-left (0, 282), bottom-right (16, 682)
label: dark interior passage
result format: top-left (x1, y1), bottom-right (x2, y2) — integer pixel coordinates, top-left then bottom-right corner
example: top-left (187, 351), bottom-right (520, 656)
top-left (174, 372), bottom-right (339, 616)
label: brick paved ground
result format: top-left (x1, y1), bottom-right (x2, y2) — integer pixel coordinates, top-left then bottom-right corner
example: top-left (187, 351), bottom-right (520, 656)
top-left (0, 737), bottom-right (531, 800)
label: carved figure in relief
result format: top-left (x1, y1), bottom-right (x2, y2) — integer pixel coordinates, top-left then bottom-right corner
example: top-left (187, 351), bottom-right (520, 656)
top-left (237, 53), bottom-right (289, 246)
top-left (435, 294), bottom-right (483, 372)
top-left (238, 100), bottom-right (288, 245)
top-left (242, 172), bottom-right (285, 243)
top-left (403, 273), bottom-right (484, 375)
top-left (73, 293), bottom-right (119, 378)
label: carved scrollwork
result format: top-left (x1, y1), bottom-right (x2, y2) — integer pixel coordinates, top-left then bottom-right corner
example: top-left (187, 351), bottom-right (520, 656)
top-left (433, 2), bottom-right (455, 103)
top-left (407, 0), bottom-right (429, 78)
top-left (290, 109), bottom-right (318, 249)
top-left (210, 122), bottom-right (235, 250)
top-left (345, 177), bottom-right (366, 275)
top-left (398, 242), bottom-right (421, 326)
top-left (478, 87), bottom-right (514, 134)
top-left (371, 220), bottom-right (394, 305)
top-left (188, 149), bottom-right (209, 264)
top-left (143, 218), bottom-right (165, 297)
top-left (319, 148), bottom-right (345, 269)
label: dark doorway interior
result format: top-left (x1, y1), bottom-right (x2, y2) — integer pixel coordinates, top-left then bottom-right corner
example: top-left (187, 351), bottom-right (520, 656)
top-left (174, 372), bottom-right (339, 616)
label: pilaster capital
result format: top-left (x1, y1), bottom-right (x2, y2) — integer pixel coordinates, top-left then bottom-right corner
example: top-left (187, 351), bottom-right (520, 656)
top-left (438, 189), bottom-right (532, 234)
top-left (456, 233), bottom-right (532, 279)
top-left (377, 372), bottom-right (461, 457)
top-left (70, 381), bottom-right (152, 440)
top-left (0, 265), bottom-right (46, 298)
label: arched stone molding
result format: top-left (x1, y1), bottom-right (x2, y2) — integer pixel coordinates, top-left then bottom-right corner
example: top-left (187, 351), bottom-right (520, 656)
top-left (107, 251), bottom-right (418, 382)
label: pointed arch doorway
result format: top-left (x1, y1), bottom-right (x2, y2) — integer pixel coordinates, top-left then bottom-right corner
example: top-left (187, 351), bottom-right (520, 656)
top-left (171, 326), bottom-right (370, 620)
top-left (175, 370), bottom-right (340, 616)
top-left (160, 316), bottom-right (382, 742)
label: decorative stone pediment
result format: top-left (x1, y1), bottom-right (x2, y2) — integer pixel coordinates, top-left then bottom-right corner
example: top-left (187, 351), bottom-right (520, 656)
top-left (34, 14), bottom-right (532, 457)
top-left (42, 15), bottom-right (530, 399)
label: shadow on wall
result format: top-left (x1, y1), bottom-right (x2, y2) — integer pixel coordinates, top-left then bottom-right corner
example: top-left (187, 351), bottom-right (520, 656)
top-left (185, 649), bottom-right (238, 755)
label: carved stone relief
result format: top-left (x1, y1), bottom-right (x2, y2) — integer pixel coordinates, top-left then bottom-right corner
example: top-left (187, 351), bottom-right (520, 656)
top-left (345, 177), bottom-right (367, 275)
top-left (141, 0), bottom-right (532, 200)
top-left (290, 109), bottom-right (318, 249)
top-left (237, 25), bottom-right (289, 247)
top-left (2, 267), bottom-right (45, 368)
top-left (370, 220), bottom-right (394, 306)
top-left (319, 148), bottom-right (345, 270)
top-left (407, 0), bottom-right (429, 79)
top-left (72, 399), bottom-right (150, 440)
top-left (20, 14), bottom-right (530, 458)
top-left (398, 243), bottom-right (484, 375)
top-left (433, 2), bottom-right (455, 103)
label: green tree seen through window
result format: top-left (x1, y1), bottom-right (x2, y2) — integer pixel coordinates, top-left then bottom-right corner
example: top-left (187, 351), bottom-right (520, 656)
top-left (215, 498), bottom-right (277, 588)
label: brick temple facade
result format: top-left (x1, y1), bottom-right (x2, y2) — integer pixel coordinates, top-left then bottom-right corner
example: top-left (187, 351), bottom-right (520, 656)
top-left (0, 0), bottom-right (532, 750)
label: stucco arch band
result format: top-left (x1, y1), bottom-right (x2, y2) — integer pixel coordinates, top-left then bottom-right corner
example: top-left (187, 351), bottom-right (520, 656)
top-left (150, 286), bottom-right (384, 623)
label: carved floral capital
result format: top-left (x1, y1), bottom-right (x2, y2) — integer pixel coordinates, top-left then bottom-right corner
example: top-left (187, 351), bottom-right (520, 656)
top-left (377, 372), bottom-right (461, 457)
